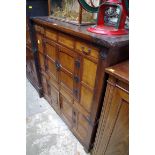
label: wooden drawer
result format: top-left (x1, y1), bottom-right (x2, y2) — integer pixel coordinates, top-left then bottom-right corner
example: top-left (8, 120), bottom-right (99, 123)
top-left (34, 25), bottom-right (44, 34)
top-left (75, 41), bottom-right (99, 60)
top-left (58, 33), bottom-right (75, 49)
top-left (45, 29), bottom-right (57, 41)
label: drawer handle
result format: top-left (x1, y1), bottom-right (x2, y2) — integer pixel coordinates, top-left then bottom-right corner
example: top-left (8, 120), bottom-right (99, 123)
top-left (81, 46), bottom-right (91, 55)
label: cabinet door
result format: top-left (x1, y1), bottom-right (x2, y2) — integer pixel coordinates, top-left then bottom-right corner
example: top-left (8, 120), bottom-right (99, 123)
top-left (60, 94), bottom-right (73, 128)
top-left (79, 58), bottom-right (98, 113)
top-left (93, 85), bottom-right (129, 155)
top-left (44, 40), bottom-right (59, 82)
top-left (59, 46), bottom-right (77, 94)
top-left (47, 82), bottom-right (60, 113)
top-left (72, 110), bottom-right (91, 145)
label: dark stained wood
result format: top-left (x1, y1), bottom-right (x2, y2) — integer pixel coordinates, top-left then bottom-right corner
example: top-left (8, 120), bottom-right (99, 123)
top-left (31, 16), bottom-right (129, 48)
top-left (26, 17), bottom-right (42, 97)
top-left (31, 16), bottom-right (129, 152)
top-left (92, 61), bottom-right (129, 155)
top-left (106, 60), bottom-right (129, 84)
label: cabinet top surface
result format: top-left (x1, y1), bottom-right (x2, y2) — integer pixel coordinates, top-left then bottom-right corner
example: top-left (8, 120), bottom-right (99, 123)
top-left (105, 60), bottom-right (129, 84)
top-left (31, 16), bottom-right (129, 48)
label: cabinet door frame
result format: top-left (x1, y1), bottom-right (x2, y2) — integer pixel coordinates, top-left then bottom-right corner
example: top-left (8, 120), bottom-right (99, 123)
top-left (43, 38), bottom-right (59, 82)
top-left (58, 45), bottom-right (78, 95)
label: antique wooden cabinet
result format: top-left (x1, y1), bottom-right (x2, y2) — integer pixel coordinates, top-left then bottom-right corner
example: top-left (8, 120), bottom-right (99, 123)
top-left (92, 61), bottom-right (129, 155)
top-left (31, 16), bottom-right (129, 152)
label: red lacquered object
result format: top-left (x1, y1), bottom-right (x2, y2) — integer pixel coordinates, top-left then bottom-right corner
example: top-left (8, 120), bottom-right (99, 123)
top-left (79, 0), bottom-right (129, 35)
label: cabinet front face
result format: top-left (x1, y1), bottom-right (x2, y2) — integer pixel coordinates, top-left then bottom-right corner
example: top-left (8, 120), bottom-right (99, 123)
top-left (58, 47), bottom-right (77, 94)
top-left (105, 88), bottom-right (129, 155)
top-left (79, 57), bottom-right (98, 113)
top-left (60, 94), bottom-right (73, 128)
top-left (44, 40), bottom-right (59, 82)
top-left (47, 82), bottom-right (60, 113)
top-left (92, 81), bottom-right (129, 155)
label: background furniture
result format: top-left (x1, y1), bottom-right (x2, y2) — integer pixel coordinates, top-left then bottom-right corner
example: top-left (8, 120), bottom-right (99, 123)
top-left (92, 60), bottom-right (129, 155)
top-left (31, 16), bottom-right (129, 152)
top-left (26, 0), bottom-right (48, 96)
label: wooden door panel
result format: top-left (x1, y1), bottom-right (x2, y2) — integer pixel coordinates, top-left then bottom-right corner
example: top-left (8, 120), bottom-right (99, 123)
top-left (46, 58), bottom-right (58, 81)
top-left (104, 88), bottom-right (129, 155)
top-left (73, 111), bottom-right (90, 144)
top-left (59, 51), bottom-right (74, 73)
top-left (93, 86), bottom-right (129, 155)
top-left (60, 94), bottom-right (73, 128)
top-left (45, 42), bottom-right (57, 61)
top-left (82, 58), bottom-right (97, 89)
top-left (59, 71), bottom-right (73, 93)
top-left (47, 82), bottom-right (60, 113)
top-left (80, 85), bottom-right (93, 113)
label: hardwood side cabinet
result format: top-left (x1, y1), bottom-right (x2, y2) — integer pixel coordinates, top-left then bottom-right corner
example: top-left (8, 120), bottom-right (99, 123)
top-left (31, 16), bottom-right (129, 152)
top-left (92, 61), bottom-right (129, 155)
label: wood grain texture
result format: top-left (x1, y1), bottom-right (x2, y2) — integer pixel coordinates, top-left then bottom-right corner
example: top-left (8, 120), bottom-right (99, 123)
top-left (31, 17), bottom-right (129, 152)
top-left (92, 61), bottom-right (129, 155)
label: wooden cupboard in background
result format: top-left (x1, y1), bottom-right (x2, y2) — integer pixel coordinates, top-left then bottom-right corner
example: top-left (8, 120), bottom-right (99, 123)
top-left (30, 16), bottom-right (129, 152)
top-left (92, 61), bottom-right (129, 155)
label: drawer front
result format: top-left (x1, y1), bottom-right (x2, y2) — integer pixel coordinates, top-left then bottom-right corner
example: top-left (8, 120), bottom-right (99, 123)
top-left (75, 41), bottom-right (99, 60)
top-left (60, 94), bottom-right (73, 128)
top-left (34, 25), bottom-right (44, 34)
top-left (58, 33), bottom-right (74, 49)
top-left (45, 29), bottom-right (57, 41)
